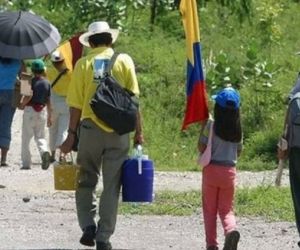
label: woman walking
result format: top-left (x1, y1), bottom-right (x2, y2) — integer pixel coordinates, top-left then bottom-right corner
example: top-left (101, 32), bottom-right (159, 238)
top-left (0, 57), bottom-right (23, 166)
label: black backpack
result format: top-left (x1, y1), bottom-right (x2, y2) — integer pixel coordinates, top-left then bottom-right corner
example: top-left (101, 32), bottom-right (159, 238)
top-left (288, 92), bottom-right (300, 148)
top-left (90, 53), bottom-right (139, 135)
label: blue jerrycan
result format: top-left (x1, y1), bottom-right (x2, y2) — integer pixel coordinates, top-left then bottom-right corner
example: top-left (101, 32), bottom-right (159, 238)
top-left (121, 146), bottom-right (154, 202)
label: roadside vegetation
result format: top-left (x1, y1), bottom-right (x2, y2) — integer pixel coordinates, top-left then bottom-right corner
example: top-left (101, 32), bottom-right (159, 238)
top-left (119, 187), bottom-right (294, 222)
top-left (2, 0), bottom-right (300, 171)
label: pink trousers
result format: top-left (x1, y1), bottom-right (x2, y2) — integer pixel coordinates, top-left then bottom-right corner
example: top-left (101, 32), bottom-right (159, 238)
top-left (202, 164), bottom-right (237, 247)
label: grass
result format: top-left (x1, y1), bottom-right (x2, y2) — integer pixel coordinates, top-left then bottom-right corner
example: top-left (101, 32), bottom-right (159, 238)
top-left (119, 191), bottom-right (200, 216)
top-left (119, 187), bottom-right (295, 222)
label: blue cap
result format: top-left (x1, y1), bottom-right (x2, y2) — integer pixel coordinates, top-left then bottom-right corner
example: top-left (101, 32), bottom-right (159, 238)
top-left (212, 87), bottom-right (240, 109)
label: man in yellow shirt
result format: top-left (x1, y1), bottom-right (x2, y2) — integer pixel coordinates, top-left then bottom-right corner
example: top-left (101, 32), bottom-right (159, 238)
top-left (47, 51), bottom-right (72, 162)
top-left (60, 21), bottom-right (143, 250)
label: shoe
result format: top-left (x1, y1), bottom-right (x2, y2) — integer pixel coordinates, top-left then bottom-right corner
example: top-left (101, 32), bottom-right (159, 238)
top-left (79, 225), bottom-right (96, 246)
top-left (96, 241), bottom-right (112, 250)
top-left (50, 155), bottom-right (56, 163)
top-left (41, 151), bottom-right (51, 170)
top-left (298, 241), bottom-right (300, 248)
top-left (207, 246), bottom-right (219, 250)
top-left (223, 230), bottom-right (240, 250)
top-left (0, 162), bottom-right (8, 167)
top-left (20, 166), bottom-right (31, 170)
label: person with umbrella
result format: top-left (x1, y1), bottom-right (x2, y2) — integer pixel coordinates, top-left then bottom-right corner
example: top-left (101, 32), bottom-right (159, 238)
top-left (0, 10), bottom-right (60, 167)
top-left (0, 56), bottom-right (24, 166)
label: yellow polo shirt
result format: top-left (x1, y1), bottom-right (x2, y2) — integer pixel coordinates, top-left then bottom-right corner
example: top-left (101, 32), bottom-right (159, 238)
top-left (47, 65), bottom-right (72, 96)
top-left (66, 47), bottom-right (140, 132)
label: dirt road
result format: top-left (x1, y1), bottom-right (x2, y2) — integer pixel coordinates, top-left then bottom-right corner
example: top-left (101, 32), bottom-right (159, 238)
top-left (0, 110), bottom-right (297, 250)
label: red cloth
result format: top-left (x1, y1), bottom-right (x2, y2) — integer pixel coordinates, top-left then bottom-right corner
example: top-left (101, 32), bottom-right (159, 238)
top-left (26, 103), bottom-right (45, 112)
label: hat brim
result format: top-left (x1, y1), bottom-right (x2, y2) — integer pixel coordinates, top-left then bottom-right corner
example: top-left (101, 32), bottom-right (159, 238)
top-left (79, 29), bottom-right (119, 47)
top-left (51, 59), bottom-right (64, 62)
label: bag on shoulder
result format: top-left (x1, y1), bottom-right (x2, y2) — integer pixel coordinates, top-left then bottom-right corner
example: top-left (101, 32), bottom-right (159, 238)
top-left (288, 93), bottom-right (300, 148)
top-left (90, 53), bottom-right (139, 135)
top-left (198, 120), bottom-right (214, 167)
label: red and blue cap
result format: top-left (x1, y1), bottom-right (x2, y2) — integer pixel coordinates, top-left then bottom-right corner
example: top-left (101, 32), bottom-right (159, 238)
top-left (212, 87), bottom-right (240, 109)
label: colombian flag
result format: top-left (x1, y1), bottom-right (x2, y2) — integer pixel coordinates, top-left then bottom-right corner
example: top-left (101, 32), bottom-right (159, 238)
top-left (180, 0), bottom-right (209, 130)
top-left (57, 33), bottom-right (83, 71)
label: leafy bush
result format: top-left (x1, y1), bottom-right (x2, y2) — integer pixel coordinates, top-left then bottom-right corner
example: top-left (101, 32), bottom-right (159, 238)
top-left (6, 0), bottom-right (300, 172)
top-left (238, 122), bottom-right (283, 170)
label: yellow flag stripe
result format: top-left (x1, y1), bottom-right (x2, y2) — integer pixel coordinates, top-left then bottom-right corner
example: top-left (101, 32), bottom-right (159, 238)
top-left (58, 41), bottom-right (73, 71)
top-left (180, 0), bottom-right (201, 66)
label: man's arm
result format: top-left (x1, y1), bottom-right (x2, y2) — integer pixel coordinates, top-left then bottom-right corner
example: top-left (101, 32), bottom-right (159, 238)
top-left (60, 107), bottom-right (82, 154)
top-left (134, 109), bottom-right (144, 146)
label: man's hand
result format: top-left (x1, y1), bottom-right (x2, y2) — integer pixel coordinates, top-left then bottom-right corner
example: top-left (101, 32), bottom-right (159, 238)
top-left (47, 115), bottom-right (52, 127)
top-left (60, 133), bottom-right (75, 154)
top-left (277, 147), bottom-right (288, 160)
top-left (134, 131), bottom-right (144, 146)
top-left (277, 137), bottom-right (288, 160)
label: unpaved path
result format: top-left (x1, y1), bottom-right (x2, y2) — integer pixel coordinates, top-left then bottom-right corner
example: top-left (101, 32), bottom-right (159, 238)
top-left (0, 110), bottom-right (297, 250)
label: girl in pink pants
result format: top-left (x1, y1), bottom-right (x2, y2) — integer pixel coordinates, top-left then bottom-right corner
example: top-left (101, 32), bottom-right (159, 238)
top-left (198, 87), bottom-right (242, 250)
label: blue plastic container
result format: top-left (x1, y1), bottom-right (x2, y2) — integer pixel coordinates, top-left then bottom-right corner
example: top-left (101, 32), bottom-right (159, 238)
top-left (122, 157), bottom-right (154, 202)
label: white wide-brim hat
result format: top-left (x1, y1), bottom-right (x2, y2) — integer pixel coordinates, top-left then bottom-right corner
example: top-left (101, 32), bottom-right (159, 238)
top-left (79, 21), bottom-right (119, 47)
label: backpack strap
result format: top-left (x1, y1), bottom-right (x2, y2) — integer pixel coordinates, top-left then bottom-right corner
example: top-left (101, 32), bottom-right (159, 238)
top-left (51, 68), bottom-right (68, 88)
top-left (104, 52), bottom-right (120, 76)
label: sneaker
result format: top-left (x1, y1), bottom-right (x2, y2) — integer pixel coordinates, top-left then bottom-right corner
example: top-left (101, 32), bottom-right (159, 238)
top-left (207, 246), bottom-right (219, 250)
top-left (223, 230), bottom-right (240, 250)
top-left (96, 241), bottom-right (112, 250)
top-left (79, 225), bottom-right (96, 246)
top-left (41, 151), bottom-right (51, 170)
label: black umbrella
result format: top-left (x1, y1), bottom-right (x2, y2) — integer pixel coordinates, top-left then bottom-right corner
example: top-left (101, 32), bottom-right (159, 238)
top-left (0, 10), bottom-right (61, 59)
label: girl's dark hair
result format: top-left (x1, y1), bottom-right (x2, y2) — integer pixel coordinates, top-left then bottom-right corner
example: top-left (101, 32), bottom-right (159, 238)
top-left (0, 57), bottom-right (12, 64)
top-left (214, 103), bottom-right (242, 142)
top-left (88, 33), bottom-right (113, 46)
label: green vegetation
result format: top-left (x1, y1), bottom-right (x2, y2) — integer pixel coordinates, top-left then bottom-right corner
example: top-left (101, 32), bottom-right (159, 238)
top-left (3, 0), bottom-right (300, 171)
top-left (119, 187), bottom-right (294, 222)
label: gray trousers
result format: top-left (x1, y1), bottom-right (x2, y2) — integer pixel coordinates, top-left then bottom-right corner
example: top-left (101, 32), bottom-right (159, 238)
top-left (76, 119), bottom-right (130, 243)
top-left (289, 147), bottom-right (300, 236)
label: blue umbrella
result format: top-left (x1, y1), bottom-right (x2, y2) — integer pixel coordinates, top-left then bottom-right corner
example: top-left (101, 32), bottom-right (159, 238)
top-left (0, 10), bottom-right (61, 59)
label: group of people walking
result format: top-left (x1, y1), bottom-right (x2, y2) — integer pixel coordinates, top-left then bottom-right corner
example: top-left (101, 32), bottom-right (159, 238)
top-left (0, 21), bottom-right (143, 250)
top-left (0, 19), bottom-right (299, 250)
top-left (0, 50), bottom-right (70, 170)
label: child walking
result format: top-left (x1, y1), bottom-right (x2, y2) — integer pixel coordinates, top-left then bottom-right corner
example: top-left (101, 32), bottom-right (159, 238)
top-left (198, 87), bottom-right (242, 250)
top-left (19, 59), bottom-right (52, 170)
